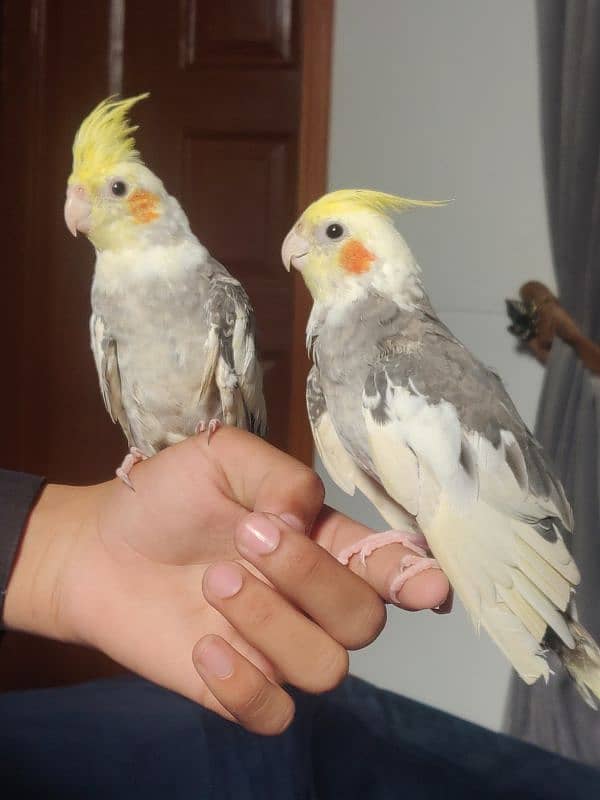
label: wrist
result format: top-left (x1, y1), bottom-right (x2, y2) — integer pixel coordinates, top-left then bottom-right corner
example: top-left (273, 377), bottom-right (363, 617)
top-left (3, 482), bottom-right (103, 643)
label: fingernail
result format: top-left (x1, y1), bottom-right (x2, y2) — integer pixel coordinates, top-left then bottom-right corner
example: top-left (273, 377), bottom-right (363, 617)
top-left (278, 513), bottom-right (306, 533)
top-left (205, 563), bottom-right (243, 598)
top-left (196, 638), bottom-right (234, 679)
top-left (238, 513), bottom-right (281, 555)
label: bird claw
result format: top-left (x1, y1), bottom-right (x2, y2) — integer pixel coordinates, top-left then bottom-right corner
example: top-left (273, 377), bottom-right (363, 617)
top-left (116, 468), bottom-right (135, 491)
top-left (194, 418), bottom-right (222, 445)
top-left (337, 529), bottom-right (442, 603)
top-left (115, 447), bottom-right (148, 491)
top-left (389, 555), bottom-right (442, 602)
top-left (337, 529), bottom-right (428, 567)
top-left (207, 419), bottom-right (221, 444)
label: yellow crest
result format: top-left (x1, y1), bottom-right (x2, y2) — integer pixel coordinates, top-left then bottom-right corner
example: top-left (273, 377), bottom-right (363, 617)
top-left (70, 93), bottom-right (149, 184)
top-left (303, 189), bottom-right (449, 222)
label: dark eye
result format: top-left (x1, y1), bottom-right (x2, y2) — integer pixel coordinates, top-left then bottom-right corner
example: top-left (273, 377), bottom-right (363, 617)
top-left (111, 180), bottom-right (127, 197)
top-left (326, 222), bottom-right (344, 240)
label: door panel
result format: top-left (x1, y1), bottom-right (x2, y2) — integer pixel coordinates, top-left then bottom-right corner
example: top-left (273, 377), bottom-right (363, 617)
top-left (179, 0), bottom-right (295, 67)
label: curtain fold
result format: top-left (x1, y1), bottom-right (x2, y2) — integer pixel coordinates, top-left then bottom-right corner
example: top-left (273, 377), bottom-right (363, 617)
top-left (504, 0), bottom-right (600, 767)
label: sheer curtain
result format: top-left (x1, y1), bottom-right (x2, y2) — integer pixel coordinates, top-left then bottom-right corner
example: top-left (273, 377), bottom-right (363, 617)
top-left (504, 0), bottom-right (600, 767)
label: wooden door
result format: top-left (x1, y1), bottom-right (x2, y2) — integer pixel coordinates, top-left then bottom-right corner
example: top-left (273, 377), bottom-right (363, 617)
top-left (122, 0), bottom-right (303, 453)
top-left (0, 0), bottom-right (332, 688)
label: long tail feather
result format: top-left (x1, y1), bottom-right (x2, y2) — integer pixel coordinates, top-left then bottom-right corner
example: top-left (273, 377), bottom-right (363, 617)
top-left (550, 618), bottom-right (600, 709)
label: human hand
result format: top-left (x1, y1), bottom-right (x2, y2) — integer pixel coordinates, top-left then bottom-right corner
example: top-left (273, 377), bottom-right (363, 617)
top-left (5, 428), bottom-right (449, 734)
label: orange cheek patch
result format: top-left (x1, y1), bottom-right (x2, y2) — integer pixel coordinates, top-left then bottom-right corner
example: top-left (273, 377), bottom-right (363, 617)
top-left (128, 190), bottom-right (160, 224)
top-left (339, 239), bottom-right (376, 274)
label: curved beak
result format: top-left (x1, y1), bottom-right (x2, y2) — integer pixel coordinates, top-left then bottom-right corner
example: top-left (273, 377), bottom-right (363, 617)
top-left (64, 184), bottom-right (92, 237)
top-left (281, 228), bottom-right (309, 272)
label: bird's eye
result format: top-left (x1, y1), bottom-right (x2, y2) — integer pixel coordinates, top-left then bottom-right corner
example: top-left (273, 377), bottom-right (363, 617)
top-left (111, 180), bottom-right (127, 197)
top-left (326, 223), bottom-right (344, 240)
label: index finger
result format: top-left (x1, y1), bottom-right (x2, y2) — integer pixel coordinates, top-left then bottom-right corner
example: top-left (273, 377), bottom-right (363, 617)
top-left (312, 507), bottom-right (451, 612)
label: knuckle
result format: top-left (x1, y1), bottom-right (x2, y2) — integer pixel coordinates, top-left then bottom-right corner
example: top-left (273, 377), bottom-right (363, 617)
top-left (340, 598), bottom-right (387, 650)
top-left (234, 680), bottom-right (295, 736)
top-left (309, 642), bottom-right (349, 694)
top-left (265, 695), bottom-right (295, 736)
top-left (237, 680), bottom-right (274, 722)
top-left (287, 546), bottom-right (324, 586)
top-left (294, 466), bottom-right (325, 507)
top-left (243, 593), bottom-right (277, 630)
top-left (260, 699), bottom-right (295, 736)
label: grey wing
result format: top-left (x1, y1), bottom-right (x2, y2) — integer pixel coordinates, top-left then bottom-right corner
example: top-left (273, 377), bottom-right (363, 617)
top-left (367, 321), bottom-right (572, 530)
top-left (361, 317), bottom-right (581, 684)
top-left (90, 314), bottom-right (134, 444)
top-left (203, 271), bottom-right (266, 437)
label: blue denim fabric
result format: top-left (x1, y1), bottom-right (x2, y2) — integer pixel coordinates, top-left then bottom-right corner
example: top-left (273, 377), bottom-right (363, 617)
top-left (0, 675), bottom-right (598, 799)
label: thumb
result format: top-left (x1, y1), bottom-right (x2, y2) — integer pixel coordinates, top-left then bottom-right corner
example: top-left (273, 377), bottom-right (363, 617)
top-left (253, 464), bottom-right (326, 535)
top-left (202, 427), bottom-right (326, 535)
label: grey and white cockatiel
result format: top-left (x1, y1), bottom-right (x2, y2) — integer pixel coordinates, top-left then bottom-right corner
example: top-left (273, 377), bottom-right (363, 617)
top-left (282, 188), bottom-right (600, 706)
top-left (64, 94), bottom-right (266, 486)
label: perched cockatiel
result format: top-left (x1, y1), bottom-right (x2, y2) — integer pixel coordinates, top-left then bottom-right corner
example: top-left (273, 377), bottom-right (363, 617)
top-left (282, 189), bottom-right (600, 705)
top-left (64, 94), bottom-right (266, 486)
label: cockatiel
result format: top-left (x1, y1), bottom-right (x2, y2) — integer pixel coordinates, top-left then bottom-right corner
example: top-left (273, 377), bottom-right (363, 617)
top-left (64, 94), bottom-right (266, 486)
top-left (282, 189), bottom-right (600, 706)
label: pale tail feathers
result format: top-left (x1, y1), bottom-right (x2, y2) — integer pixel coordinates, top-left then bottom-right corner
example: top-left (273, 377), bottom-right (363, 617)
top-left (424, 496), bottom-right (585, 687)
top-left (552, 619), bottom-right (600, 709)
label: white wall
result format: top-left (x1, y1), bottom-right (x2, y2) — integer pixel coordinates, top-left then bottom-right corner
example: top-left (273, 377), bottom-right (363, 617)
top-left (322, 0), bottom-right (555, 731)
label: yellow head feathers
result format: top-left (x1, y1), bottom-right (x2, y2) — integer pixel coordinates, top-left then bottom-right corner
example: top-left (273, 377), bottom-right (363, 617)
top-left (303, 189), bottom-right (448, 223)
top-left (69, 93), bottom-right (149, 185)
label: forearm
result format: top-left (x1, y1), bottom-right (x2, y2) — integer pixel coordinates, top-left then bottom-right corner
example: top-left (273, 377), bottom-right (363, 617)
top-left (2, 482), bottom-right (99, 642)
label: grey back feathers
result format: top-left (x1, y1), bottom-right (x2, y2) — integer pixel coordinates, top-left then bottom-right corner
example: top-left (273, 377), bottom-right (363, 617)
top-left (310, 291), bottom-right (571, 531)
top-left (369, 308), bottom-right (571, 528)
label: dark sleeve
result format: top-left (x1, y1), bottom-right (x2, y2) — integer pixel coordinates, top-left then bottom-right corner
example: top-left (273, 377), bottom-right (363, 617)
top-left (0, 469), bottom-right (46, 629)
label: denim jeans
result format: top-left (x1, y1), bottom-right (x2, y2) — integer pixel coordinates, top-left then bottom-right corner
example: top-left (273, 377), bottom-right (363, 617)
top-left (1, 675), bottom-right (598, 798)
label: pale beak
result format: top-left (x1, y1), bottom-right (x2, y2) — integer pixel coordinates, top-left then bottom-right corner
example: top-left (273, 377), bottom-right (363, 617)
top-left (64, 184), bottom-right (92, 236)
top-left (281, 229), bottom-right (309, 272)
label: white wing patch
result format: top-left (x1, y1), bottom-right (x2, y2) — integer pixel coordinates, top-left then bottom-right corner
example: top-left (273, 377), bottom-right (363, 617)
top-left (364, 380), bottom-right (478, 523)
top-left (308, 370), bottom-right (417, 532)
top-left (362, 414), bottom-right (421, 517)
top-left (310, 406), bottom-right (358, 496)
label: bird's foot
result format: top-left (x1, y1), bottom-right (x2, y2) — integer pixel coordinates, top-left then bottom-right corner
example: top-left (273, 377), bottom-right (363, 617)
top-left (115, 447), bottom-right (148, 490)
top-left (337, 529), bottom-right (428, 567)
top-left (195, 418), bottom-right (222, 444)
top-left (337, 529), bottom-right (442, 600)
top-left (389, 555), bottom-right (442, 601)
